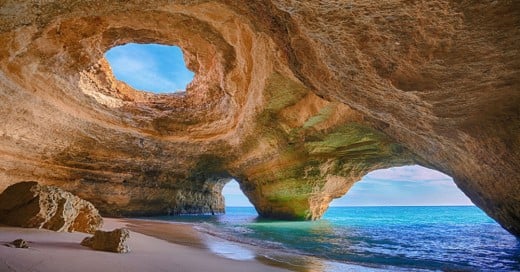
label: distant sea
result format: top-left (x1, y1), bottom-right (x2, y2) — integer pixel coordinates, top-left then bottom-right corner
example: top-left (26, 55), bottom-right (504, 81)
top-left (145, 206), bottom-right (520, 271)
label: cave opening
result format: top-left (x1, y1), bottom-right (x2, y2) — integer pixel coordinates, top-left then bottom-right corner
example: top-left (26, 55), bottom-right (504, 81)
top-left (222, 179), bottom-right (255, 210)
top-left (104, 43), bottom-right (195, 94)
top-left (330, 165), bottom-right (474, 207)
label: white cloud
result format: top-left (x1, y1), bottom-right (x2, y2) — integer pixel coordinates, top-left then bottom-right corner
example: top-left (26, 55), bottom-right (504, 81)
top-left (364, 165), bottom-right (452, 183)
top-left (330, 165), bottom-right (474, 206)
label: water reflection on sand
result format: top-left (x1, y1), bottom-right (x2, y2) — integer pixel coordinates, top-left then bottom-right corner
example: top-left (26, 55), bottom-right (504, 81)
top-left (201, 229), bottom-right (407, 272)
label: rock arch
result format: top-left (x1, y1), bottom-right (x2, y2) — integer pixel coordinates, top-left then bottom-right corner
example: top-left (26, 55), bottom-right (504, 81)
top-left (0, 1), bottom-right (519, 236)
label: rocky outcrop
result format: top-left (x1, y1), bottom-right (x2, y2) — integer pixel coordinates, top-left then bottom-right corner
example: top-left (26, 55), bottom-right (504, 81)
top-left (0, 182), bottom-right (102, 233)
top-left (0, 1), bottom-right (518, 235)
top-left (81, 228), bottom-right (130, 253)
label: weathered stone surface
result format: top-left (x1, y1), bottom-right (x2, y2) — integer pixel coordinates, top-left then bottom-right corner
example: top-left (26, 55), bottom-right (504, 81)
top-left (0, 182), bottom-right (103, 234)
top-left (81, 228), bottom-right (130, 253)
top-left (0, 1), bottom-right (518, 235)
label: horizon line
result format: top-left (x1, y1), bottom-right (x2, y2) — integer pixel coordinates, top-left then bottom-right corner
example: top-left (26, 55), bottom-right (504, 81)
top-left (225, 204), bottom-right (476, 208)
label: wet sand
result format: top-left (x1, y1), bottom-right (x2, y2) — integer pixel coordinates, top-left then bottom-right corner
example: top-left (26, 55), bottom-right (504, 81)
top-left (118, 218), bottom-right (391, 272)
top-left (0, 218), bottom-right (392, 272)
top-left (121, 219), bottom-right (206, 249)
top-left (0, 218), bottom-right (287, 272)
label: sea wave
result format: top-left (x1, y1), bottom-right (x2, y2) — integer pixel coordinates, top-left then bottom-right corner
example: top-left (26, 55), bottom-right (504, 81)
top-left (144, 206), bottom-right (520, 271)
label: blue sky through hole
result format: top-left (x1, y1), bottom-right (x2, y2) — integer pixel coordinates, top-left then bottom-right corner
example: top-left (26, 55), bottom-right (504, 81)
top-left (223, 165), bottom-right (473, 207)
top-left (105, 43), bottom-right (194, 93)
top-left (222, 180), bottom-right (254, 207)
top-left (104, 45), bottom-right (473, 208)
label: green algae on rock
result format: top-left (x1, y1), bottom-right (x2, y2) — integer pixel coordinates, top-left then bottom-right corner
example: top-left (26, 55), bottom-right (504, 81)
top-left (0, 1), bottom-right (519, 236)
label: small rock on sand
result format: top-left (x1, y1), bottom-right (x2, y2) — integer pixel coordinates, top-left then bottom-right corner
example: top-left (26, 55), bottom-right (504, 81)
top-left (81, 228), bottom-right (130, 253)
top-left (4, 239), bottom-right (29, 248)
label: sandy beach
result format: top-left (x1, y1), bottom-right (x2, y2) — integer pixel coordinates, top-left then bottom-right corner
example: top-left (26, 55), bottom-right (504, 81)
top-left (0, 218), bottom-right (288, 272)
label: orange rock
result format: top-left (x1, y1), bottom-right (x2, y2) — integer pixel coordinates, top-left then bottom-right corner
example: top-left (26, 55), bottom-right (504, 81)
top-left (81, 228), bottom-right (130, 253)
top-left (0, 1), bottom-right (518, 236)
top-left (0, 182), bottom-right (102, 234)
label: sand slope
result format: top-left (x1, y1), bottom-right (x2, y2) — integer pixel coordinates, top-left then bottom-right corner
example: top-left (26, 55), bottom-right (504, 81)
top-left (0, 218), bottom-right (287, 272)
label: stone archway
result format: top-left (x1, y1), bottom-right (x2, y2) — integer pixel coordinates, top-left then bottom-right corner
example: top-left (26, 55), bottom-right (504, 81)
top-left (0, 1), bottom-right (518, 236)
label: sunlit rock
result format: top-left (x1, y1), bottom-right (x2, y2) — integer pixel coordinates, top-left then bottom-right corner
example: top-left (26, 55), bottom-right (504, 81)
top-left (0, 182), bottom-right (102, 234)
top-left (0, 1), bottom-right (518, 236)
top-left (81, 228), bottom-right (130, 253)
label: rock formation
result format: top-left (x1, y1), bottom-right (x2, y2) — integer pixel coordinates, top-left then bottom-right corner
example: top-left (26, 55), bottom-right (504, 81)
top-left (81, 228), bottom-right (130, 253)
top-left (0, 1), bottom-right (518, 235)
top-left (0, 182), bottom-right (103, 233)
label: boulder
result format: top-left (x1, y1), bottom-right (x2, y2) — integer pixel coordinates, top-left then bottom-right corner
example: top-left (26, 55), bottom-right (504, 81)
top-left (81, 228), bottom-right (130, 253)
top-left (0, 0), bottom-right (519, 236)
top-left (0, 181), bottom-right (103, 234)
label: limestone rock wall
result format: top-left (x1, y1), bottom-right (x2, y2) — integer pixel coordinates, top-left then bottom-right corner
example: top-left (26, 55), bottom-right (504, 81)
top-left (0, 1), bottom-right (518, 235)
top-left (0, 181), bottom-right (102, 233)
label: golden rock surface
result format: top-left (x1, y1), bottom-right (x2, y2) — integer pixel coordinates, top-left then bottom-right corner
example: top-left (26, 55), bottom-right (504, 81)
top-left (0, 1), bottom-right (518, 235)
top-left (0, 181), bottom-right (103, 234)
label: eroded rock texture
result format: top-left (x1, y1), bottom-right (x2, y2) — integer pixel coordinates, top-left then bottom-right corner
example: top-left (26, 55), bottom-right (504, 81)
top-left (0, 182), bottom-right (102, 233)
top-left (0, 1), bottom-right (518, 234)
top-left (81, 228), bottom-right (130, 253)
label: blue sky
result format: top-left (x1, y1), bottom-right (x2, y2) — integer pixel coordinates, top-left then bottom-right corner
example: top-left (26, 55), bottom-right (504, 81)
top-left (223, 165), bottom-right (473, 207)
top-left (329, 165), bottom-right (473, 206)
top-left (105, 43), bottom-right (194, 93)
top-left (106, 44), bottom-right (473, 208)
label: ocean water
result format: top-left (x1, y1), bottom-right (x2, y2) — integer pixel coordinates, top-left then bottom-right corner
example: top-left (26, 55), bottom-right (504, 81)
top-left (147, 206), bottom-right (520, 271)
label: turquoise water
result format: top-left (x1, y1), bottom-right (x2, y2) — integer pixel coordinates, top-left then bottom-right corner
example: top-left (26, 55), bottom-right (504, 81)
top-left (147, 206), bottom-right (520, 271)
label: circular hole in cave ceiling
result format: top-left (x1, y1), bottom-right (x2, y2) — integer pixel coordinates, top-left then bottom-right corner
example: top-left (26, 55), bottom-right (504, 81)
top-left (104, 43), bottom-right (195, 94)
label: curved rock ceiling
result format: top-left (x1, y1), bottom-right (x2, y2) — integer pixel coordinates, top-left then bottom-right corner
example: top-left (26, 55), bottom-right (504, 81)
top-left (0, 1), bottom-right (519, 235)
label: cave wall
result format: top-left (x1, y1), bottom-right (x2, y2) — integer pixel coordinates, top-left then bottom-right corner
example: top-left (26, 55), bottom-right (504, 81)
top-left (0, 1), bottom-right (518, 235)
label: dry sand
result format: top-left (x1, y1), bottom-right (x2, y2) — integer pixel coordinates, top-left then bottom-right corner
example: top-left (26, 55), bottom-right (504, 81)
top-left (0, 218), bottom-right (288, 272)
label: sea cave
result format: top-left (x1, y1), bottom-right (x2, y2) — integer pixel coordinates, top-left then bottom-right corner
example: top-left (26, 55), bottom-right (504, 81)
top-left (0, 1), bottom-right (519, 271)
